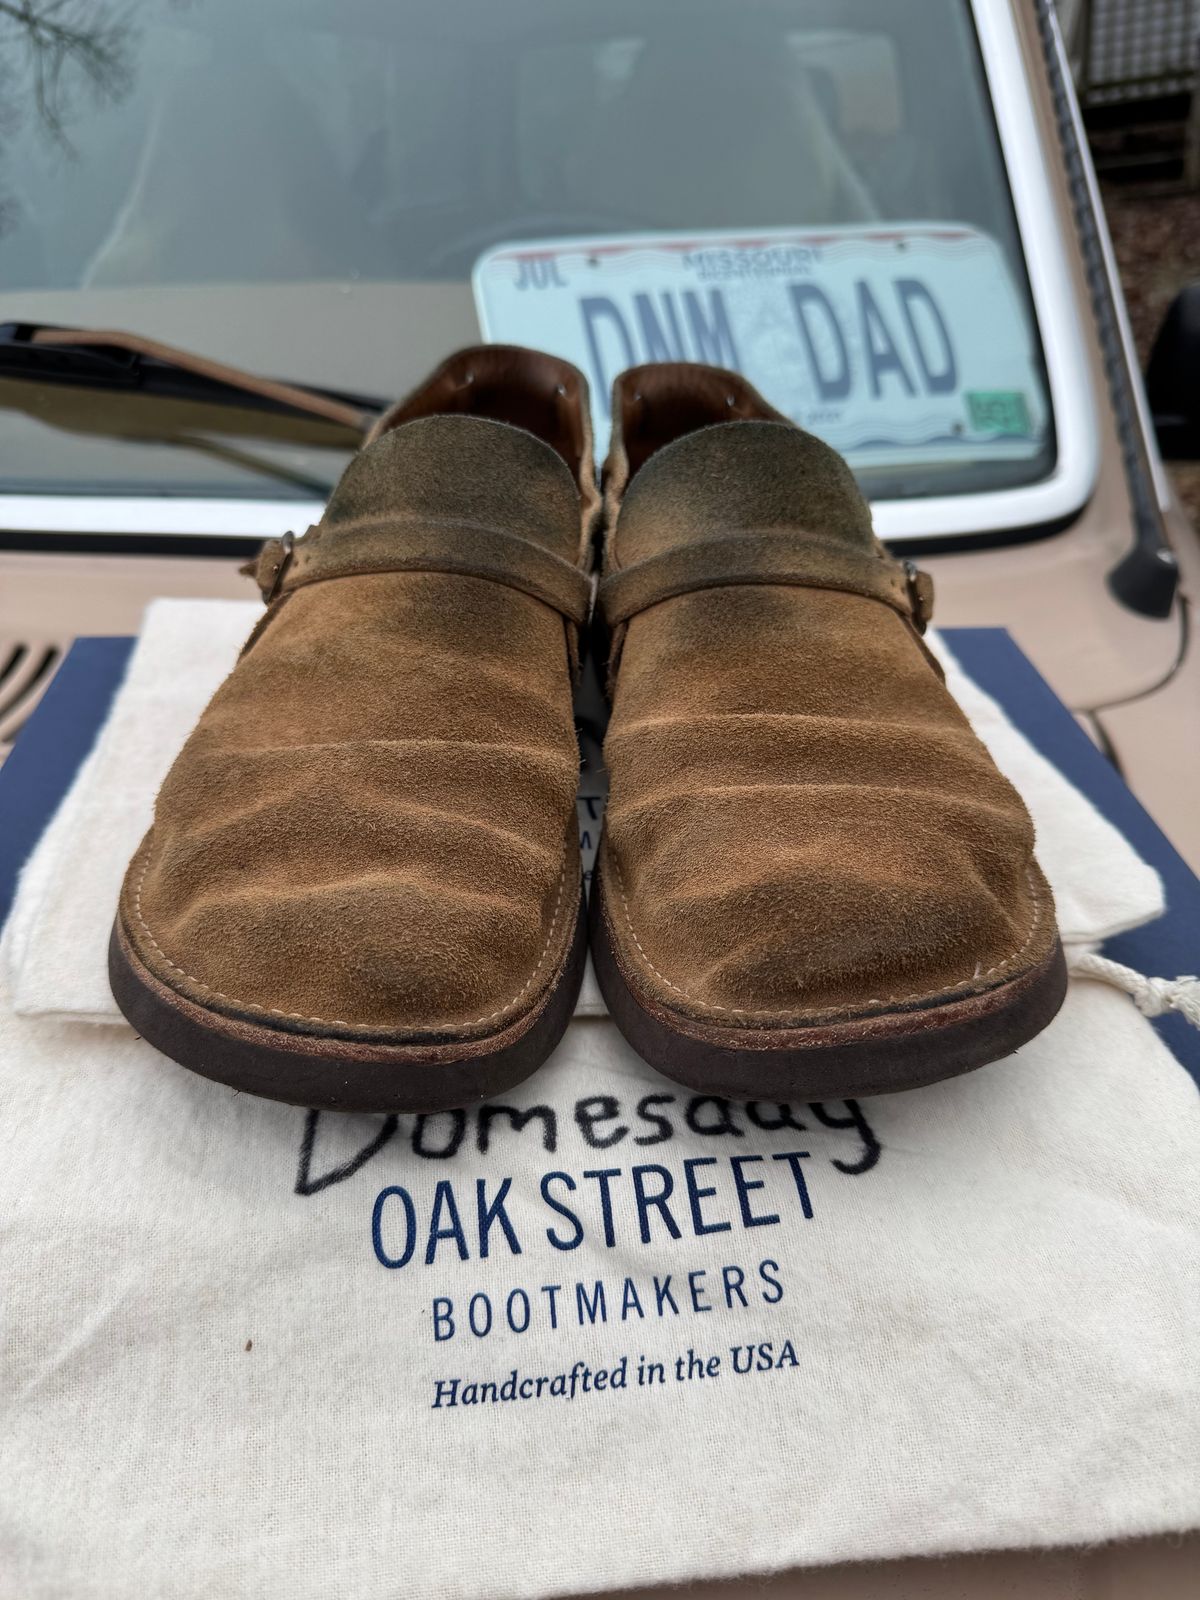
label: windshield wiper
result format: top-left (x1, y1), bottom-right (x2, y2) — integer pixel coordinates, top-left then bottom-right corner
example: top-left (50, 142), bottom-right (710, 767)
top-left (0, 322), bottom-right (384, 437)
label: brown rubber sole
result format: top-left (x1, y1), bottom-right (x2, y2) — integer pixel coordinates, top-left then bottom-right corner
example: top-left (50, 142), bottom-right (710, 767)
top-left (109, 889), bottom-right (587, 1114)
top-left (590, 874), bottom-right (1068, 1101)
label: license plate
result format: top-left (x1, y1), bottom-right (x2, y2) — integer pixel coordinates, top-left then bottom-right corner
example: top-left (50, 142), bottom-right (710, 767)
top-left (472, 224), bottom-right (1046, 466)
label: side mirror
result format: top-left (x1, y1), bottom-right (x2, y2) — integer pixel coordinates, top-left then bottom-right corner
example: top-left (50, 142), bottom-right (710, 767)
top-left (1147, 284), bottom-right (1200, 460)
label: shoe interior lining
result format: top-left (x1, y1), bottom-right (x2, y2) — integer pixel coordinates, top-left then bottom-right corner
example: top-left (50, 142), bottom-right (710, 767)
top-left (381, 345), bottom-right (590, 481)
top-left (615, 362), bottom-right (777, 480)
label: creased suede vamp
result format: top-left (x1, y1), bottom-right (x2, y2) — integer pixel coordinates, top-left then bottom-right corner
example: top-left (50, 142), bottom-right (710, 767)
top-left (592, 363), bottom-right (1063, 1096)
top-left (111, 340), bottom-right (600, 1118)
top-left (122, 421), bottom-right (584, 1043)
top-left (599, 577), bottom-right (1055, 1025)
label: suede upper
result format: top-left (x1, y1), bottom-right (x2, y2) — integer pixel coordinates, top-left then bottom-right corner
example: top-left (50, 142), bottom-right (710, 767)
top-left (120, 349), bottom-right (594, 1042)
top-left (598, 364), bottom-right (1058, 1027)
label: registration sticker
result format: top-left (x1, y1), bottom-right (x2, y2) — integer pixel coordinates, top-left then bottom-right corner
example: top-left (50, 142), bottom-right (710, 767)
top-left (964, 389), bottom-right (1034, 436)
top-left (472, 224), bottom-right (1048, 465)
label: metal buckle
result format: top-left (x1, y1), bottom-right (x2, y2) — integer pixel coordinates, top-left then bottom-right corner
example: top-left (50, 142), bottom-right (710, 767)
top-left (260, 530), bottom-right (295, 603)
top-left (902, 559), bottom-right (933, 633)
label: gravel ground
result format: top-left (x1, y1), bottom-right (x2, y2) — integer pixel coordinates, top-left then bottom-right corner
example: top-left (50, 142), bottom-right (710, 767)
top-left (1102, 182), bottom-right (1200, 524)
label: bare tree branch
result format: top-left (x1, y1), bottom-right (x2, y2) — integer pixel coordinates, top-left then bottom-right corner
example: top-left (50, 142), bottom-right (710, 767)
top-left (0, 1), bottom-right (135, 146)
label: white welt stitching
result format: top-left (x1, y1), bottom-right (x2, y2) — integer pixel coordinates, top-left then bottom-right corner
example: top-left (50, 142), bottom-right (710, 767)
top-left (609, 853), bottom-right (1046, 1022)
top-left (131, 846), bottom-right (570, 1032)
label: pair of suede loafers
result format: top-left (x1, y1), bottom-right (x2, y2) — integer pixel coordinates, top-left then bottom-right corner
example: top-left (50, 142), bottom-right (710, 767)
top-left (109, 346), bottom-right (1067, 1113)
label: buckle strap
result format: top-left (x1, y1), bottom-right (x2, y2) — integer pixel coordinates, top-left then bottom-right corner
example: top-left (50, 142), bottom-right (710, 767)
top-left (248, 515), bottom-right (592, 624)
top-left (247, 529), bottom-right (296, 602)
top-left (900, 559), bottom-right (935, 633)
top-left (597, 531), bottom-right (934, 633)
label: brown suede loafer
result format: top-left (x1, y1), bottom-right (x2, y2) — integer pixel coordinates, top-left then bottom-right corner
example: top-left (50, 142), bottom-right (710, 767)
top-left (590, 362), bottom-right (1067, 1100)
top-left (110, 347), bottom-right (597, 1112)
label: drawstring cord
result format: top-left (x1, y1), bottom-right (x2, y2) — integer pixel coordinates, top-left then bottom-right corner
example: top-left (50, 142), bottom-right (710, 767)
top-left (1068, 948), bottom-right (1200, 1028)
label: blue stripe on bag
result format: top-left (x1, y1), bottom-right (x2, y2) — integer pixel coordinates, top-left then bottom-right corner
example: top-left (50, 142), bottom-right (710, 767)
top-left (0, 636), bottom-right (133, 934)
top-left (951, 630), bottom-right (1200, 1085)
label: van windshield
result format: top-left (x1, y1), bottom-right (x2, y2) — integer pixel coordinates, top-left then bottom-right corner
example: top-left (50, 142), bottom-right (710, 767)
top-left (0, 0), bottom-right (1053, 506)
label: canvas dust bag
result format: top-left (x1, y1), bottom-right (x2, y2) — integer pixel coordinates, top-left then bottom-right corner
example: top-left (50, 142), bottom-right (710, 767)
top-left (0, 602), bottom-right (1197, 1599)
